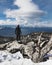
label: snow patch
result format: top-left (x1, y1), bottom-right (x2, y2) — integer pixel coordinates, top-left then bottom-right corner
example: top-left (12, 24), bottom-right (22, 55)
top-left (0, 51), bottom-right (52, 65)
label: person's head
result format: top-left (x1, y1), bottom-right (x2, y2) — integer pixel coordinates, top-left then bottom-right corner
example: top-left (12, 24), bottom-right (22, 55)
top-left (17, 25), bottom-right (20, 28)
top-left (18, 25), bottom-right (19, 27)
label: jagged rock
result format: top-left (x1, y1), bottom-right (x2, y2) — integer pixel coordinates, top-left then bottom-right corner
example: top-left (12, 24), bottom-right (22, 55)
top-left (6, 40), bottom-right (23, 52)
top-left (5, 40), bottom-right (35, 61)
top-left (0, 32), bottom-right (52, 63)
top-left (22, 41), bottom-right (35, 59)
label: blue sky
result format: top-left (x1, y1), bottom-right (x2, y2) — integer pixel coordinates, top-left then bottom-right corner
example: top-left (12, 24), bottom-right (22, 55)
top-left (0, 0), bottom-right (52, 27)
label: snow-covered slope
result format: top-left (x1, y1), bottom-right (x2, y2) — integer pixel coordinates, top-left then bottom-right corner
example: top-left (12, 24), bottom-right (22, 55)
top-left (0, 51), bottom-right (51, 65)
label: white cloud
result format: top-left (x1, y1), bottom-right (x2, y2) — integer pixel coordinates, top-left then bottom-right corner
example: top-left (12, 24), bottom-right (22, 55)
top-left (0, 19), bottom-right (15, 25)
top-left (14, 0), bottom-right (43, 13)
top-left (23, 21), bottom-right (52, 27)
top-left (0, 19), bottom-right (52, 27)
top-left (0, 19), bottom-right (28, 25)
top-left (4, 0), bottom-right (44, 18)
top-left (3, 0), bottom-right (46, 27)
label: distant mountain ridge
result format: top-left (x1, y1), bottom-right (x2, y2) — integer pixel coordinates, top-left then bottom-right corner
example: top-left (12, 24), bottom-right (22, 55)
top-left (0, 26), bottom-right (52, 37)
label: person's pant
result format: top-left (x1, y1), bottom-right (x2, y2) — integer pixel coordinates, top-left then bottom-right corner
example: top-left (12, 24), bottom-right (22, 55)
top-left (16, 35), bottom-right (20, 41)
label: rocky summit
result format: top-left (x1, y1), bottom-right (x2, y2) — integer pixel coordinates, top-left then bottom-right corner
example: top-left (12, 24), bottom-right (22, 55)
top-left (0, 32), bottom-right (52, 63)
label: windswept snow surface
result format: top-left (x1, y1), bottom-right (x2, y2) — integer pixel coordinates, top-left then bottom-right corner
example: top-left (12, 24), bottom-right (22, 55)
top-left (0, 51), bottom-right (52, 65)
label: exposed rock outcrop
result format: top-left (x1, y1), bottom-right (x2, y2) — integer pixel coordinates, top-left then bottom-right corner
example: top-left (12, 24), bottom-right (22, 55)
top-left (0, 32), bottom-right (52, 63)
top-left (6, 40), bottom-right (35, 59)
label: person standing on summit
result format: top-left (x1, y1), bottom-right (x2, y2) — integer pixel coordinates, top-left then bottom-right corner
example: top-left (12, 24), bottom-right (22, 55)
top-left (15, 25), bottom-right (21, 41)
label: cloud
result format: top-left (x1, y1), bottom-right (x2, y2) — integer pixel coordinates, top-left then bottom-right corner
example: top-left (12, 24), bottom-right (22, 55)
top-left (14, 0), bottom-right (43, 13)
top-left (0, 19), bottom-right (16, 25)
top-left (0, 19), bottom-right (52, 27)
top-left (24, 21), bottom-right (52, 27)
top-left (4, 0), bottom-right (44, 17)
top-left (4, 0), bottom-right (45, 26)
top-left (0, 19), bottom-right (27, 25)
